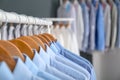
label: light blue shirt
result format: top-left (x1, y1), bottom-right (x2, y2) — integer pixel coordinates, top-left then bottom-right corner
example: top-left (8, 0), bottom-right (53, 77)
top-left (13, 57), bottom-right (44, 80)
top-left (23, 54), bottom-right (60, 80)
top-left (53, 41), bottom-right (96, 80)
top-left (50, 43), bottom-right (90, 80)
top-left (0, 62), bottom-right (14, 80)
top-left (32, 50), bottom-right (74, 80)
top-left (80, 2), bottom-right (90, 51)
top-left (39, 45), bottom-right (87, 80)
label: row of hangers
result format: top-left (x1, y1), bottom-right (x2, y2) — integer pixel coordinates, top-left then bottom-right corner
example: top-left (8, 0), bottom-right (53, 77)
top-left (0, 33), bottom-right (57, 72)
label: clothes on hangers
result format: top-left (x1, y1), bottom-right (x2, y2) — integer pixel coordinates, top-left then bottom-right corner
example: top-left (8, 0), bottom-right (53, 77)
top-left (1, 24), bottom-right (8, 40)
top-left (8, 25), bottom-right (15, 40)
top-left (14, 24), bottom-right (21, 38)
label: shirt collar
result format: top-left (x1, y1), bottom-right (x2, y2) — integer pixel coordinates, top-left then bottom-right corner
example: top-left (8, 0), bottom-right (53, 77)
top-left (13, 57), bottom-right (32, 80)
top-left (50, 43), bottom-right (59, 54)
top-left (23, 54), bottom-right (39, 75)
top-left (46, 45), bottom-right (56, 57)
top-left (0, 62), bottom-right (14, 80)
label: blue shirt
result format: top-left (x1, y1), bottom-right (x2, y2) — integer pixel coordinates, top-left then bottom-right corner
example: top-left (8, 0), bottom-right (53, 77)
top-left (40, 45), bottom-right (87, 80)
top-left (0, 62), bottom-right (14, 80)
top-left (50, 43), bottom-right (90, 80)
top-left (23, 54), bottom-right (60, 80)
top-left (53, 41), bottom-right (96, 80)
top-left (115, 0), bottom-right (120, 48)
top-left (13, 57), bottom-right (44, 80)
top-left (80, 2), bottom-right (90, 51)
top-left (32, 50), bottom-right (74, 80)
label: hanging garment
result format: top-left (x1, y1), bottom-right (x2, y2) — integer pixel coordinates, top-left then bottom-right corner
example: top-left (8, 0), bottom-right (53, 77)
top-left (115, 0), bottom-right (120, 48)
top-left (52, 41), bottom-right (96, 80)
top-left (1, 24), bottom-right (8, 40)
top-left (14, 24), bottom-right (21, 38)
top-left (0, 62), bottom-right (14, 80)
top-left (80, 2), bottom-right (90, 51)
top-left (8, 25), bottom-right (15, 40)
top-left (0, 29), bottom-right (1, 40)
top-left (32, 49), bottom-right (75, 80)
top-left (110, 2), bottom-right (118, 49)
top-left (103, 3), bottom-right (111, 48)
top-left (73, 0), bottom-right (84, 50)
top-left (23, 54), bottom-right (61, 80)
top-left (33, 25), bottom-right (39, 35)
top-left (87, 3), bottom-right (96, 51)
top-left (95, 3), bottom-right (105, 51)
top-left (27, 25), bottom-right (33, 36)
top-left (13, 57), bottom-right (44, 80)
top-left (57, 1), bottom-right (77, 34)
top-left (21, 24), bottom-right (28, 36)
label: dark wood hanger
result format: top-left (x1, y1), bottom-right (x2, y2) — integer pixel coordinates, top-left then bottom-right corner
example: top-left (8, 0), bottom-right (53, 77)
top-left (30, 36), bottom-right (46, 51)
top-left (0, 45), bottom-right (16, 71)
top-left (18, 36), bottom-right (40, 52)
top-left (35, 35), bottom-right (50, 46)
top-left (9, 39), bottom-right (34, 60)
top-left (0, 40), bottom-right (25, 62)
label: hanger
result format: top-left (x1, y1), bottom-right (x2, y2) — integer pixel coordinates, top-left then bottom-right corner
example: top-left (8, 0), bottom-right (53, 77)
top-left (41, 34), bottom-right (52, 42)
top-left (0, 45), bottom-right (16, 71)
top-left (9, 39), bottom-right (34, 59)
top-left (42, 33), bottom-right (57, 42)
top-left (0, 40), bottom-right (25, 62)
top-left (30, 36), bottom-right (46, 51)
top-left (35, 34), bottom-right (50, 46)
top-left (18, 36), bottom-right (40, 52)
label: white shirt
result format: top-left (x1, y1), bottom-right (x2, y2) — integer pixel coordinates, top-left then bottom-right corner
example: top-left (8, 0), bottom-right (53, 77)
top-left (27, 25), bottom-right (33, 36)
top-left (33, 25), bottom-right (39, 35)
top-left (1, 24), bottom-right (8, 40)
top-left (21, 24), bottom-right (28, 36)
top-left (14, 24), bottom-right (21, 38)
top-left (8, 25), bottom-right (15, 40)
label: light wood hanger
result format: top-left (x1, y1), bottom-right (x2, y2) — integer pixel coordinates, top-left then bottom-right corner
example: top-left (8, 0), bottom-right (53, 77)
top-left (30, 36), bottom-right (46, 51)
top-left (9, 39), bottom-right (34, 60)
top-left (0, 45), bottom-right (16, 71)
top-left (0, 40), bottom-right (25, 62)
top-left (42, 33), bottom-right (57, 42)
top-left (18, 36), bottom-right (40, 52)
top-left (36, 35), bottom-right (50, 46)
top-left (41, 34), bottom-right (52, 42)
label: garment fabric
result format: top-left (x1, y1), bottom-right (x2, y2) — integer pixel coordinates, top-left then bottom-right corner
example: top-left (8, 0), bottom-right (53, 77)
top-left (53, 41), bottom-right (96, 80)
top-left (0, 62), bottom-right (14, 80)
top-left (115, 0), bottom-right (120, 48)
top-left (73, 1), bottom-right (84, 50)
top-left (95, 3), bottom-right (105, 51)
top-left (57, 1), bottom-right (77, 34)
top-left (32, 50), bottom-right (75, 80)
top-left (103, 3), bottom-right (111, 48)
top-left (21, 24), bottom-right (28, 36)
top-left (13, 57), bottom-right (44, 80)
top-left (14, 24), bottom-right (21, 38)
top-left (33, 25), bottom-right (39, 35)
top-left (80, 2), bottom-right (90, 51)
top-left (1, 24), bottom-right (8, 40)
top-left (110, 2), bottom-right (118, 49)
top-left (23, 54), bottom-right (61, 80)
top-left (27, 25), bottom-right (33, 36)
top-left (8, 25), bottom-right (15, 40)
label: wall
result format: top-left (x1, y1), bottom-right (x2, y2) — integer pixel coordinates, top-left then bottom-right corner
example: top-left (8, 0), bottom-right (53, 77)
top-left (93, 49), bottom-right (120, 80)
top-left (0, 0), bottom-right (59, 17)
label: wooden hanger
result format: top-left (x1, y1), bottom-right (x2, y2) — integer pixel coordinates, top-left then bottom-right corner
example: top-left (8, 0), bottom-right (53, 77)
top-left (18, 36), bottom-right (40, 52)
top-left (41, 34), bottom-right (52, 42)
top-left (0, 40), bottom-right (25, 62)
top-left (0, 45), bottom-right (16, 71)
top-left (9, 39), bottom-right (34, 59)
top-left (35, 35), bottom-right (50, 46)
top-left (30, 36), bottom-right (46, 51)
top-left (42, 33), bottom-right (57, 42)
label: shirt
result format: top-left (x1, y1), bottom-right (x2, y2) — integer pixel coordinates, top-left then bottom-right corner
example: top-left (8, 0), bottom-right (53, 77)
top-left (13, 57), bottom-right (44, 80)
top-left (73, 0), bottom-right (84, 50)
top-left (54, 41), bottom-right (96, 80)
top-left (23, 54), bottom-right (61, 80)
top-left (80, 2), bottom-right (90, 51)
top-left (33, 25), bottom-right (39, 35)
top-left (41, 45), bottom-right (87, 80)
top-left (0, 62), bottom-right (14, 80)
top-left (27, 25), bottom-right (33, 36)
top-left (8, 25), bottom-right (15, 40)
top-left (32, 50), bottom-right (74, 80)
top-left (14, 24), bottom-right (21, 38)
top-left (115, 0), bottom-right (120, 48)
top-left (50, 43), bottom-right (90, 79)
top-left (21, 24), bottom-right (28, 36)
top-left (1, 24), bottom-right (8, 40)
